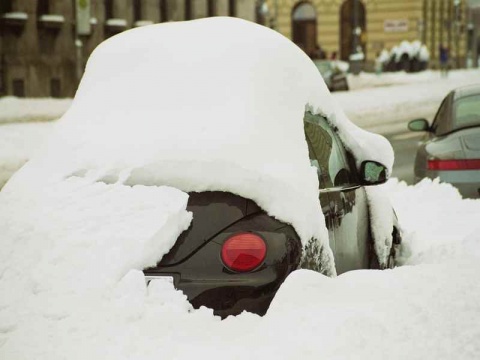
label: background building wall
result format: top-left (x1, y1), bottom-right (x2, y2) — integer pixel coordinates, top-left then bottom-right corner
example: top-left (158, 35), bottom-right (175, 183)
top-left (0, 0), bottom-right (256, 98)
top-left (265, 0), bottom-right (470, 68)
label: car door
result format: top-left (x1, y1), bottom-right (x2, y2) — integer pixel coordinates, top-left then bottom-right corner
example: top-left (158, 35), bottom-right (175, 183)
top-left (415, 93), bottom-right (453, 180)
top-left (304, 112), bottom-right (370, 274)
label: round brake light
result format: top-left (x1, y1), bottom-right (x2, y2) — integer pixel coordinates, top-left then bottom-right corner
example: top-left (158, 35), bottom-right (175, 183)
top-left (221, 233), bottom-right (267, 272)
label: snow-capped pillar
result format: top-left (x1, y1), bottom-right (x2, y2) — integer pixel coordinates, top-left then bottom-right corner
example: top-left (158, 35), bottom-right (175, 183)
top-left (236, 0), bottom-right (255, 21)
top-left (192, 0), bottom-right (208, 19)
top-left (166, 0), bottom-right (185, 21)
top-left (216, 0), bottom-right (229, 16)
top-left (144, 0), bottom-right (160, 23)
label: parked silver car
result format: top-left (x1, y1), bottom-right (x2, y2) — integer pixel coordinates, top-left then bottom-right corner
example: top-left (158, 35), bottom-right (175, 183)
top-left (408, 84), bottom-right (480, 198)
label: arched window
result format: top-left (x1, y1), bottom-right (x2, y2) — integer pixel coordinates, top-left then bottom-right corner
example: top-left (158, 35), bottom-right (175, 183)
top-left (105, 0), bottom-right (114, 19)
top-left (0, 0), bottom-right (12, 15)
top-left (160, 0), bottom-right (168, 22)
top-left (133, 0), bottom-right (142, 22)
top-left (292, 2), bottom-right (317, 57)
top-left (208, 0), bottom-right (216, 17)
top-left (185, 0), bottom-right (192, 20)
top-left (37, 0), bottom-right (50, 16)
top-left (340, 0), bottom-right (366, 61)
top-left (229, 0), bottom-right (236, 17)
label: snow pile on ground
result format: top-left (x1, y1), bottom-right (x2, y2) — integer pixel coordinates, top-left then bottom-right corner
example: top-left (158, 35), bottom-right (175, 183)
top-left (390, 40), bottom-right (427, 61)
top-left (0, 96), bottom-right (71, 124)
top-left (0, 122), bottom-right (54, 188)
top-left (0, 174), bottom-right (193, 358)
top-left (2, 179), bottom-right (480, 360)
top-left (384, 178), bottom-right (480, 265)
top-left (337, 69), bottom-right (480, 133)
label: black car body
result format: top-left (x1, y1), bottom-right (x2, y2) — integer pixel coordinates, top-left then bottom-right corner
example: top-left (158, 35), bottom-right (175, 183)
top-left (409, 84), bottom-right (480, 198)
top-left (144, 111), bottom-right (401, 317)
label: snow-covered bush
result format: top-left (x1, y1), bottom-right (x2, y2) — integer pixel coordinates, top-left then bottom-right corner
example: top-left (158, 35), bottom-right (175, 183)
top-left (380, 40), bottom-right (430, 73)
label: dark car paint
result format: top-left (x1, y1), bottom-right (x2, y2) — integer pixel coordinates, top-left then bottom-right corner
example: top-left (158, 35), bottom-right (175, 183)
top-left (304, 112), bottom-right (372, 273)
top-left (159, 192), bottom-right (261, 265)
top-left (145, 196), bottom-right (302, 317)
top-left (144, 112), bottom-right (397, 317)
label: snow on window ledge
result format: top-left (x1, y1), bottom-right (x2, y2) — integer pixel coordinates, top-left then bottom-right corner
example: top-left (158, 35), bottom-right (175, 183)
top-left (38, 14), bottom-right (65, 23)
top-left (134, 20), bottom-right (154, 27)
top-left (106, 18), bottom-right (128, 28)
top-left (38, 14), bottom-right (65, 30)
top-left (1, 12), bottom-right (28, 28)
top-left (90, 17), bottom-right (98, 26)
top-left (1, 12), bottom-right (28, 21)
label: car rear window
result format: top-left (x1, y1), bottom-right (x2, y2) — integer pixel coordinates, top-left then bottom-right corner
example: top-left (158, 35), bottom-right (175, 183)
top-left (454, 94), bottom-right (480, 130)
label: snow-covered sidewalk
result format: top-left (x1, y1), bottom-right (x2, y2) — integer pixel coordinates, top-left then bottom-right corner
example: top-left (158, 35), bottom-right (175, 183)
top-left (0, 96), bottom-right (71, 124)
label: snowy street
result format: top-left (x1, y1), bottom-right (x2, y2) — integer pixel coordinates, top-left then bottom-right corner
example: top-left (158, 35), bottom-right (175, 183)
top-left (1, 24), bottom-right (480, 359)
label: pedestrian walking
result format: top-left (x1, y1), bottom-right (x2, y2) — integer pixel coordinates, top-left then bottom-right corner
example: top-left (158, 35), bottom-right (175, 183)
top-left (439, 44), bottom-right (449, 77)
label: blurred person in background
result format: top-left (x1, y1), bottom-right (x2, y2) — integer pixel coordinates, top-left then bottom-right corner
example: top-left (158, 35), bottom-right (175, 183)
top-left (439, 44), bottom-right (449, 77)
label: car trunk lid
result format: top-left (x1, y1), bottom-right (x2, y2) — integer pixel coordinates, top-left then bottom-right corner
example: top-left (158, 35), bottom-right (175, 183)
top-left (462, 127), bottom-right (480, 154)
top-left (156, 191), bottom-right (260, 266)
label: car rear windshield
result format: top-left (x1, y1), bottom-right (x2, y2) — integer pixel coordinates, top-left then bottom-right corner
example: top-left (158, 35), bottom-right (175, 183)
top-left (454, 94), bottom-right (480, 131)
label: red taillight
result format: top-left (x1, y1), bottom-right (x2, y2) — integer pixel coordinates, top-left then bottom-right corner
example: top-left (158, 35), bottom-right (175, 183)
top-left (428, 159), bottom-right (480, 171)
top-left (221, 233), bottom-right (267, 272)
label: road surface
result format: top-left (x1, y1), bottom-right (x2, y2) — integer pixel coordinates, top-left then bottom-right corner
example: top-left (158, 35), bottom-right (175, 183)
top-left (385, 130), bottom-right (424, 184)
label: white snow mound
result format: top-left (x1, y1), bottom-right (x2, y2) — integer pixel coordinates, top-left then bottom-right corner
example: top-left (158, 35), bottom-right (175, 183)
top-left (55, 17), bottom-right (392, 251)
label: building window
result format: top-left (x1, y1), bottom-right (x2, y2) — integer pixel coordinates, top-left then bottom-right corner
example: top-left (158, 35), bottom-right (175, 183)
top-left (0, 0), bottom-right (12, 14)
top-left (208, 0), bottom-right (216, 17)
top-left (293, 2), bottom-right (318, 58)
top-left (37, 0), bottom-right (50, 16)
top-left (229, 0), bottom-right (236, 17)
top-left (185, 0), bottom-right (192, 20)
top-left (12, 79), bottom-right (25, 98)
top-left (133, 0), bottom-right (142, 21)
top-left (105, 0), bottom-right (114, 19)
top-left (160, 0), bottom-right (168, 22)
top-left (50, 78), bottom-right (61, 98)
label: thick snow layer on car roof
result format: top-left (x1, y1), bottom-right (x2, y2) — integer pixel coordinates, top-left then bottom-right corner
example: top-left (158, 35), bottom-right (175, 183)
top-left (54, 17), bottom-right (392, 256)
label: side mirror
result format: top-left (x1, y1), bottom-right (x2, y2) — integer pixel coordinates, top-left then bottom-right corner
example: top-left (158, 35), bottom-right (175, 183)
top-left (408, 118), bottom-right (430, 132)
top-left (360, 160), bottom-right (388, 186)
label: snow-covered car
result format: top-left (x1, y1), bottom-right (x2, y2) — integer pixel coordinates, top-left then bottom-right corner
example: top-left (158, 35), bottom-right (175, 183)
top-left (145, 110), bottom-right (402, 317)
top-left (0, 18), bottom-right (400, 320)
top-left (313, 60), bottom-right (349, 92)
top-left (409, 84), bottom-right (480, 198)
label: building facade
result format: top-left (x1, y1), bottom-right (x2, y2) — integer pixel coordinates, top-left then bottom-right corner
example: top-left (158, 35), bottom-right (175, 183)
top-left (263, 0), bottom-right (477, 68)
top-left (0, 0), bottom-right (256, 98)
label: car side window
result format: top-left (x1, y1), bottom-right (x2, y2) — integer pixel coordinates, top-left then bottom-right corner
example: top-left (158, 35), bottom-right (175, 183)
top-left (454, 94), bottom-right (480, 130)
top-left (304, 111), bottom-right (355, 189)
top-left (431, 95), bottom-right (451, 135)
